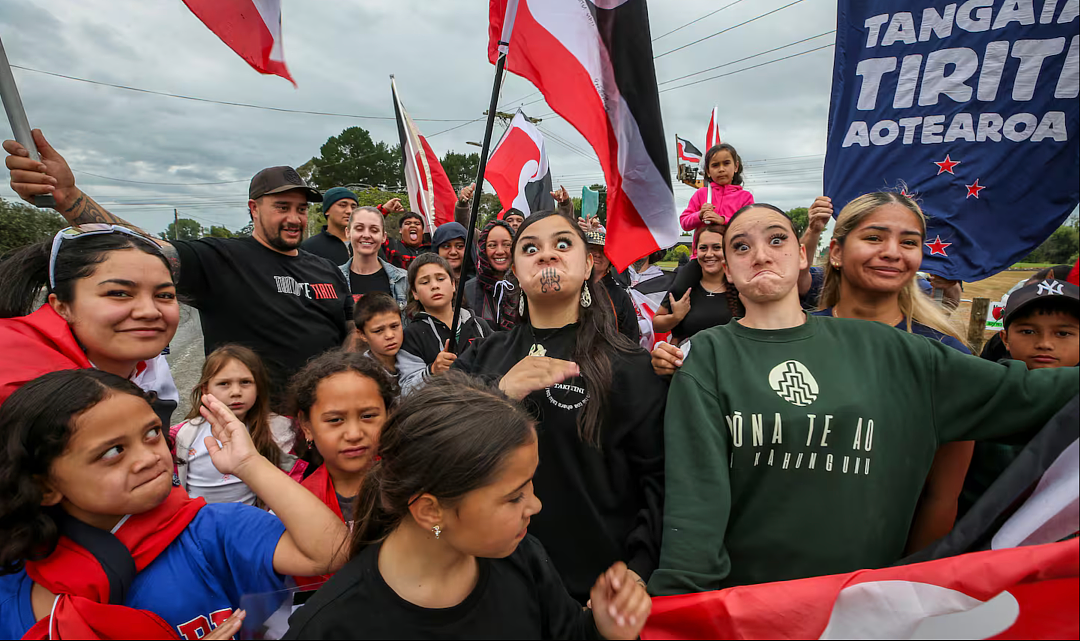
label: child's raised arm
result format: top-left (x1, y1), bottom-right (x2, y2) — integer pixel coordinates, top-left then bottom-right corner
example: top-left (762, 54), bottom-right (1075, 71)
top-left (199, 394), bottom-right (349, 577)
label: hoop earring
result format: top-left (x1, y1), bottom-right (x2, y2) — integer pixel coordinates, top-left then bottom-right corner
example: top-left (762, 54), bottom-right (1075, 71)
top-left (580, 284), bottom-right (592, 308)
top-left (432, 525), bottom-right (441, 540)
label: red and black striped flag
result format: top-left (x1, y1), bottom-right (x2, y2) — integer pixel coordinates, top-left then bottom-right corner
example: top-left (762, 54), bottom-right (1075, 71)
top-left (675, 135), bottom-right (702, 165)
top-left (488, 0), bottom-right (680, 271)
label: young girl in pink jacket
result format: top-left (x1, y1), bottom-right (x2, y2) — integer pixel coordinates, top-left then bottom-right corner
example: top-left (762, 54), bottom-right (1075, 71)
top-left (680, 143), bottom-right (754, 255)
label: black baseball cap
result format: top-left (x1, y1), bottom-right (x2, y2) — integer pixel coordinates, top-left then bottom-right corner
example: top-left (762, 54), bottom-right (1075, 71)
top-left (1003, 278), bottom-right (1080, 328)
top-left (249, 166), bottom-right (323, 202)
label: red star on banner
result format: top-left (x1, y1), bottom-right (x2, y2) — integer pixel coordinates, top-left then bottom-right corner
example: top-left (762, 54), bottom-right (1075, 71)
top-left (934, 154), bottom-right (961, 175)
top-left (965, 179), bottom-right (986, 198)
top-left (900, 188), bottom-right (910, 197)
top-left (926, 236), bottom-right (952, 256)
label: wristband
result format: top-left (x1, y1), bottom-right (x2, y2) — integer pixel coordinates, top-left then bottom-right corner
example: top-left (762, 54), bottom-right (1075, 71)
top-left (377, 204), bottom-right (387, 215)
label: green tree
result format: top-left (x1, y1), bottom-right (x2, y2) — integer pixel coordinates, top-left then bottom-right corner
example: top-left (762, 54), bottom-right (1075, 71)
top-left (1023, 226), bottom-right (1079, 265)
top-left (440, 151), bottom-right (480, 189)
top-left (787, 207), bottom-right (809, 237)
top-left (307, 127), bottom-right (403, 192)
top-left (0, 198), bottom-right (66, 255)
top-left (208, 225), bottom-right (235, 238)
top-left (159, 218), bottom-right (201, 241)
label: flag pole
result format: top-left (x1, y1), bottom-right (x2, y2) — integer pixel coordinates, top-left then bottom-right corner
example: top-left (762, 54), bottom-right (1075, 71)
top-left (448, 0), bottom-right (519, 352)
top-left (0, 34), bottom-right (54, 209)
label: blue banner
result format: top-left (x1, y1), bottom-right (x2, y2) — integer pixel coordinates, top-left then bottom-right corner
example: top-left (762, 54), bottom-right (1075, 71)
top-left (824, 1), bottom-right (1079, 281)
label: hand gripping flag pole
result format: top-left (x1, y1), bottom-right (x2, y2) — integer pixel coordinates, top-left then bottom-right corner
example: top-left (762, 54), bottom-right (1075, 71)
top-left (0, 34), bottom-right (54, 209)
top-left (447, 0), bottom-right (520, 353)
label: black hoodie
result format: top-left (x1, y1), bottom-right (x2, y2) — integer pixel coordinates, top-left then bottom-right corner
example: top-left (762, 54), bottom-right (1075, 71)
top-left (453, 322), bottom-right (666, 602)
top-left (397, 309), bottom-right (491, 395)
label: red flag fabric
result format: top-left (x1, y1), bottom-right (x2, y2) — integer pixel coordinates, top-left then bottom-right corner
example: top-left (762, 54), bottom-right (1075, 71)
top-left (643, 539), bottom-right (1078, 640)
top-left (391, 77), bottom-right (457, 233)
top-left (488, 0), bottom-right (680, 271)
top-left (182, 0), bottom-right (295, 85)
top-left (485, 110), bottom-right (553, 218)
top-left (1068, 259), bottom-right (1079, 286)
top-left (705, 106), bottom-right (721, 151)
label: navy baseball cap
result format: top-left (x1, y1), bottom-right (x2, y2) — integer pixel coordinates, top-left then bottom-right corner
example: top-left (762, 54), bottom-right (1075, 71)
top-left (1003, 279), bottom-right (1079, 328)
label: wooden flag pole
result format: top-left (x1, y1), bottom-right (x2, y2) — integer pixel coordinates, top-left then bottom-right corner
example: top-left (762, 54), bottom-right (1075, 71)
top-left (0, 34), bottom-right (54, 209)
top-left (447, 0), bottom-right (519, 353)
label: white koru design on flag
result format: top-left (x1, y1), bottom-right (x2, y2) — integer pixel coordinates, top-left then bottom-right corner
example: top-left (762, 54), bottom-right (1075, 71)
top-left (768, 360), bottom-right (819, 407)
top-left (1037, 280), bottom-right (1064, 296)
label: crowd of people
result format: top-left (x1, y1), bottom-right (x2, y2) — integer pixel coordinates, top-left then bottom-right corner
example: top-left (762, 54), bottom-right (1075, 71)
top-left (0, 129), bottom-right (1076, 640)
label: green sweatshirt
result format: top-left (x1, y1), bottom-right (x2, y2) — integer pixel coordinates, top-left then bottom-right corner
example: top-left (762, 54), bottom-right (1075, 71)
top-left (649, 314), bottom-right (1079, 595)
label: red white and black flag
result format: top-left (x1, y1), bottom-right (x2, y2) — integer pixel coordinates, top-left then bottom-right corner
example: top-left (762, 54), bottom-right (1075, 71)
top-left (391, 76), bottom-right (458, 233)
top-left (675, 135), bottom-right (702, 165)
top-left (704, 105), bottom-right (721, 151)
top-left (182, 0), bottom-right (295, 85)
top-left (489, 0), bottom-right (680, 271)
top-left (485, 110), bottom-right (553, 218)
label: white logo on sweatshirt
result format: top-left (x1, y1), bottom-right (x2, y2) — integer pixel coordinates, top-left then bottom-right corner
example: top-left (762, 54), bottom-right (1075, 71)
top-left (768, 360), bottom-right (819, 407)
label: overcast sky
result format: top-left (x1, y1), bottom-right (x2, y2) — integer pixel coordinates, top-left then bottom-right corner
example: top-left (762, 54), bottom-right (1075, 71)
top-left (0, 0), bottom-right (837, 237)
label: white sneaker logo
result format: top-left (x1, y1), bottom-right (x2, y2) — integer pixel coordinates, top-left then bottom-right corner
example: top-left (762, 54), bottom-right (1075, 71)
top-left (768, 360), bottom-right (819, 407)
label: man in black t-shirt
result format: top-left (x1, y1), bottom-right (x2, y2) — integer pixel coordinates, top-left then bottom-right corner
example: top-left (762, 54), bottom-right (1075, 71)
top-left (7, 143), bottom-right (353, 407)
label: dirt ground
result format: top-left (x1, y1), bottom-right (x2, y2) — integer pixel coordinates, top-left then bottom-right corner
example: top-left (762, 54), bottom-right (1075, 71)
top-left (950, 270), bottom-right (1037, 348)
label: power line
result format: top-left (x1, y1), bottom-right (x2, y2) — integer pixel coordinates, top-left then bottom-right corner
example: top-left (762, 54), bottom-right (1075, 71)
top-left (659, 44), bottom-right (834, 93)
top-left (654, 0), bottom-right (809, 59)
top-left (651, 0), bottom-right (749, 41)
top-left (11, 64), bottom-right (475, 122)
top-left (74, 170), bottom-right (249, 186)
top-left (658, 31), bottom-right (834, 86)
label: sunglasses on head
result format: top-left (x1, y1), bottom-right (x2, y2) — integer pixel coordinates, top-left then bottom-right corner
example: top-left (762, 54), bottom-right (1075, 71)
top-left (48, 224), bottom-right (167, 290)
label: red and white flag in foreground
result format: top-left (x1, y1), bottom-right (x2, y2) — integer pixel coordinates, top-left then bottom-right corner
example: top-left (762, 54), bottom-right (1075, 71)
top-left (182, 0), bottom-right (295, 85)
top-left (705, 106), bottom-right (721, 151)
top-left (391, 77), bottom-right (457, 233)
top-left (485, 110), bottom-right (553, 218)
top-left (643, 539), bottom-right (1079, 640)
top-left (489, 0), bottom-right (680, 271)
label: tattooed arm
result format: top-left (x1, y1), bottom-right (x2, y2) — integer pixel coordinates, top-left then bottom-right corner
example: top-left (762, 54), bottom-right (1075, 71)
top-left (5, 130), bottom-right (180, 271)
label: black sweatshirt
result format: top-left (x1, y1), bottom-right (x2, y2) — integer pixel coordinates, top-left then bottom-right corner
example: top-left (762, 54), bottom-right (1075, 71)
top-left (283, 536), bottom-right (601, 640)
top-left (397, 310), bottom-right (492, 395)
top-left (453, 323), bottom-right (666, 602)
top-left (599, 276), bottom-right (641, 343)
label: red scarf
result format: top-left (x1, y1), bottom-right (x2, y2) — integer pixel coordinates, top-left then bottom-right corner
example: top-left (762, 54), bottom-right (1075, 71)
top-left (23, 488), bottom-right (205, 640)
top-left (294, 466), bottom-right (344, 591)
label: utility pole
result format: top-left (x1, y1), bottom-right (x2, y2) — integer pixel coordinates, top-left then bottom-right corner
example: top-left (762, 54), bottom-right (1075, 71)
top-left (173, 208), bottom-right (179, 241)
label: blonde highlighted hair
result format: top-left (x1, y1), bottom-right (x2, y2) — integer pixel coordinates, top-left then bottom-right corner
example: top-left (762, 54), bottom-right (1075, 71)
top-left (819, 191), bottom-right (968, 349)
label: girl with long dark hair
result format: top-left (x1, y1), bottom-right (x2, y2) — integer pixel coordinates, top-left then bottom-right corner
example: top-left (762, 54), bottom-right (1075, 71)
top-left (463, 219), bottom-right (518, 331)
top-left (453, 211), bottom-right (666, 603)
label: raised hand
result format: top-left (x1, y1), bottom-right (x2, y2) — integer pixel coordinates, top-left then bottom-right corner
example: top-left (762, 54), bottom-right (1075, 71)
top-left (550, 185), bottom-right (570, 203)
top-left (459, 182), bottom-right (476, 202)
top-left (590, 562), bottom-right (651, 640)
top-left (807, 196), bottom-right (833, 234)
top-left (432, 339), bottom-right (458, 374)
top-left (199, 394), bottom-right (261, 478)
top-left (651, 341), bottom-right (684, 376)
top-left (669, 290), bottom-right (691, 321)
top-left (203, 610), bottom-right (246, 640)
top-left (4, 129), bottom-right (78, 209)
top-left (498, 356), bottom-right (580, 400)
top-left (382, 197), bottom-right (405, 214)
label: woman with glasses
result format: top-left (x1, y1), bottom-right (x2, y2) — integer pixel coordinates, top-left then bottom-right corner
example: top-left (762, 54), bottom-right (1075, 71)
top-left (0, 224), bottom-right (181, 421)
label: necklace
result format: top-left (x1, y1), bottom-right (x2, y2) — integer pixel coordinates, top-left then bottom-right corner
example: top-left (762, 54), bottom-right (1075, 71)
top-left (701, 281), bottom-right (725, 297)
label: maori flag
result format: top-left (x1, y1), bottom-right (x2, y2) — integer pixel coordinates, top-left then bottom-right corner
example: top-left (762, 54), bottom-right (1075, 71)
top-left (675, 135), bottom-right (703, 165)
top-left (391, 76), bottom-right (457, 233)
top-left (704, 106), bottom-right (721, 151)
top-left (182, 0), bottom-right (295, 85)
top-left (488, 0), bottom-right (681, 271)
top-left (485, 109), bottom-right (554, 218)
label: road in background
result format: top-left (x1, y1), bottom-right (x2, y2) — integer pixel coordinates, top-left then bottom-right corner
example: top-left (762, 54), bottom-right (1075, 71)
top-left (165, 304), bottom-right (203, 421)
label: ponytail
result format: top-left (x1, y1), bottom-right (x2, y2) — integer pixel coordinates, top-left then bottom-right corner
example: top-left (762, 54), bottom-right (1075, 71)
top-left (351, 372), bottom-right (534, 554)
